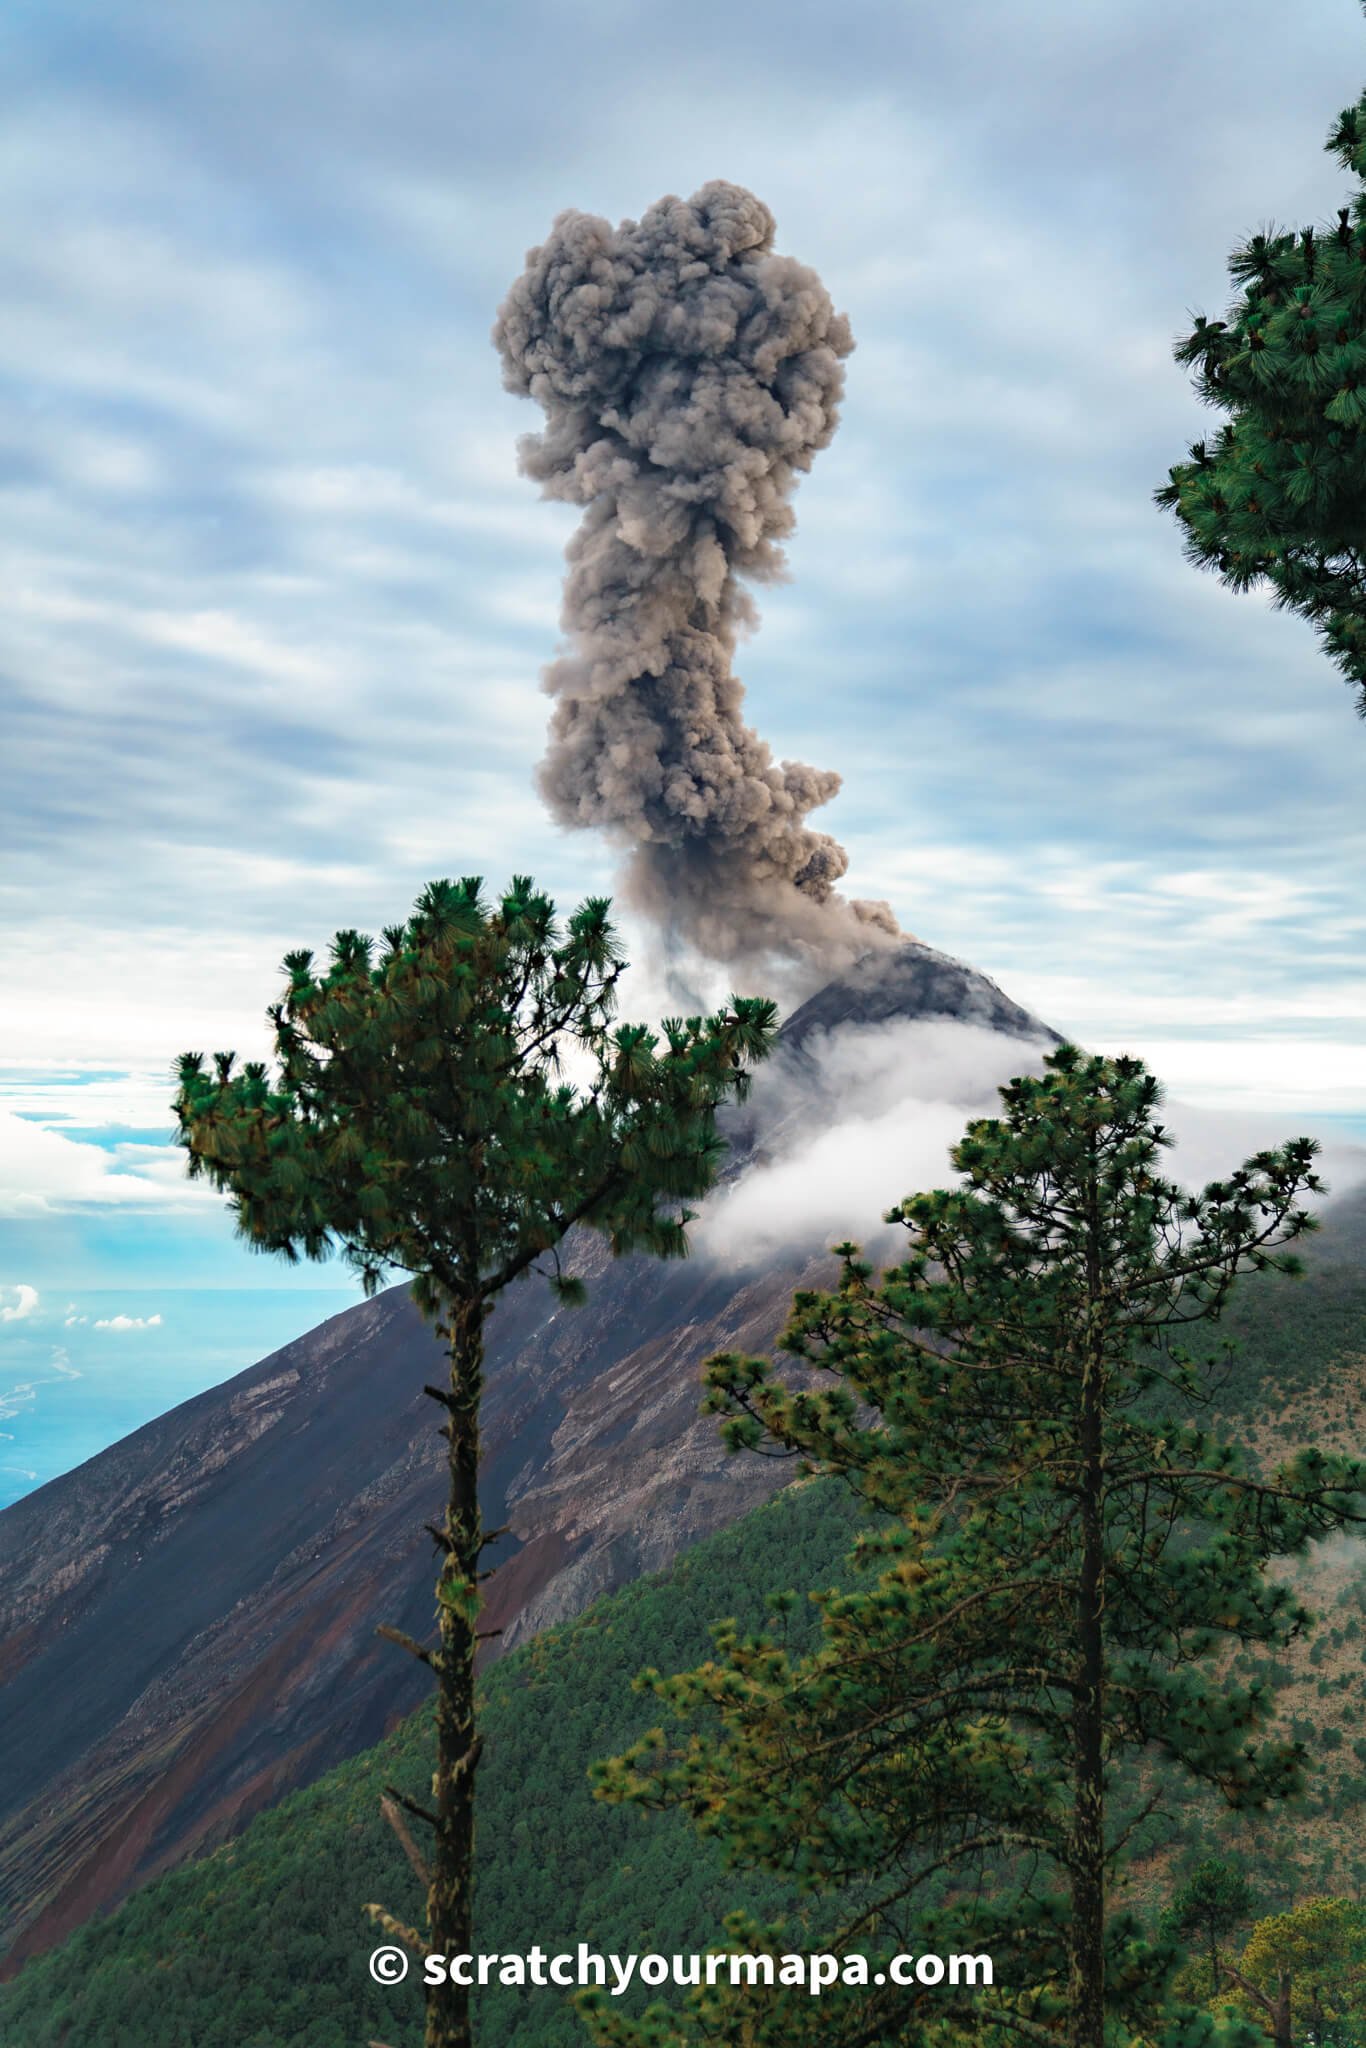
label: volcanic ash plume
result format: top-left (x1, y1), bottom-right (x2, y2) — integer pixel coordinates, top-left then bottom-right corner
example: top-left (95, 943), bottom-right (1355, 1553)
top-left (493, 179), bottom-right (900, 969)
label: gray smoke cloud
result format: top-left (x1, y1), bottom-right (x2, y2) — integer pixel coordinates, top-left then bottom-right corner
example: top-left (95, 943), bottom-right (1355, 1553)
top-left (493, 179), bottom-right (901, 969)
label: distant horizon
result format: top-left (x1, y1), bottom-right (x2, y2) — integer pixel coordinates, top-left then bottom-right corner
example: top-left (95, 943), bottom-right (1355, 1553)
top-left (4, 1074), bottom-right (1365, 1509)
top-left (0, 1282), bottom-right (361, 1508)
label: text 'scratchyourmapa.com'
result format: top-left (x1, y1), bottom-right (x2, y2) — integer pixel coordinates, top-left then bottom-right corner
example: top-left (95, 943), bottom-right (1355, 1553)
top-left (368, 1943), bottom-right (995, 1998)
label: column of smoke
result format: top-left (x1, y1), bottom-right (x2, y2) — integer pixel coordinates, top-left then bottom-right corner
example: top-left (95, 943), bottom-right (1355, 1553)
top-left (493, 179), bottom-right (901, 975)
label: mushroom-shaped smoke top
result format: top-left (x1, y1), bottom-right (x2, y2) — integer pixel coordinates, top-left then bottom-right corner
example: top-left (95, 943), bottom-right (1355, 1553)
top-left (493, 179), bottom-right (899, 971)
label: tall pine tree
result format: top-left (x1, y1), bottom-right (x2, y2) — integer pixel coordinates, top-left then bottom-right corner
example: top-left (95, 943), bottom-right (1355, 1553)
top-left (1158, 85), bottom-right (1366, 713)
top-left (174, 875), bottom-right (776, 2048)
top-left (589, 1047), bottom-right (1363, 2048)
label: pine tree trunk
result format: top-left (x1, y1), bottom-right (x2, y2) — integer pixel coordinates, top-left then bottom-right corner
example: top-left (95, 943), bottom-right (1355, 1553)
top-left (1069, 1314), bottom-right (1107, 2048)
top-left (1273, 1971), bottom-right (1292, 2048)
top-left (425, 1293), bottom-right (485, 2048)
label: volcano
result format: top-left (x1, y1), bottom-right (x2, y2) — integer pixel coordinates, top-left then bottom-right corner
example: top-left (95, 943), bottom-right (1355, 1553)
top-left (0, 943), bottom-right (1057, 1972)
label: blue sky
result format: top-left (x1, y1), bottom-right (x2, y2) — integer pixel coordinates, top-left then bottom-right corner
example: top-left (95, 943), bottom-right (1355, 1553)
top-left (4, 0), bottom-right (1366, 1499)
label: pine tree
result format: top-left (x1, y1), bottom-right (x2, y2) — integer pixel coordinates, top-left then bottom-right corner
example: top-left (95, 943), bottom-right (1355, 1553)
top-left (589, 1047), bottom-right (1364, 2048)
top-left (1157, 87), bottom-right (1366, 713)
top-left (1217, 1897), bottom-right (1366, 2048)
top-left (173, 875), bottom-right (776, 2048)
top-left (1162, 1861), bottom-right (1257, 2001)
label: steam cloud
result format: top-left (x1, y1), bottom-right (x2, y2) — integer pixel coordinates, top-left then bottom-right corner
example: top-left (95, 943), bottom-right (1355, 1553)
top-left (694, 1016), bottom-right (1366, 1271)
top-left (695, 1018), bottom-right (1055, 1267)
top-left (494, 179), bottom-right (900, 968)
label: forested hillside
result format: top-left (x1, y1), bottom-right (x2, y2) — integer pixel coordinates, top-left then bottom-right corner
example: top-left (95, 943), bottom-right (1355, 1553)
top-left (0, 1481), bottom-right (866, 2048)
top-left (3, 1194), bottom-right (1364, 2048)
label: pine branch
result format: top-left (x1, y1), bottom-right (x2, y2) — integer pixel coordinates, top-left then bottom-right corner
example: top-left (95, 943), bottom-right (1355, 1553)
top-left (362, 1901), bottom-right (425, 1955)
top-left (383, 1783), bottom-right (439, 1830)
top-left (380, 1793), bottom-right (431, 1888)
top-left (1215, 1959), bottom-right (1278, 2019)
top-left (376, 1622), bottom-right (440, 1670)
top-left (452, 1736), bottom-right (483, 1782)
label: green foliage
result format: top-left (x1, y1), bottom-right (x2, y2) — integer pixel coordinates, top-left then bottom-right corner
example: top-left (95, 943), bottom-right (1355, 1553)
top-left (1217, 1897), bottom-right (1366, 2045)
top-left (171, 875), bottom-right (776, 2046)
top-left (174, 875), bottom-right (778, 1305)
top-left (1158, 90), bottom-right (1366, 714)
top-left (0, 1481), bottom-right (864, 2048)
top-left (1162, 1862), bottom-right (1257, 2000)
top-left (2, 1468), bottom-right (1365, 2046)
top-left (589, 1047), bottom-right (1365, 2048)
top-left (1188, 1224), bottom-right (1366, 1425)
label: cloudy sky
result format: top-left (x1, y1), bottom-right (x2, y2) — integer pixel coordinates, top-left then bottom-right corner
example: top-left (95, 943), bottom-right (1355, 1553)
top-left (4, 0), bottom-right (1366, 1498)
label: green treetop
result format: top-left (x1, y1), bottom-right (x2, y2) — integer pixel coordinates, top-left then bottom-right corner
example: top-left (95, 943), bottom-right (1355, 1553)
top-left (588, 1047), bottom-right (1363, 2048)
top-left (174, 875), bottom-right (776, 2048)
top-left (1162, 1861), bottom-right (1258, 2002)
top-left (1217, 1897), bottom-right (1366, 2048)
top-left (1158, 88), bottom-right (1366, 714)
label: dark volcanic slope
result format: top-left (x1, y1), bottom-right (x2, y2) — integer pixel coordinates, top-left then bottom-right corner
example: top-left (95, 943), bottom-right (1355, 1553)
top-left (781, 943), bottom-right (1062, 1055)
top-left (0, 943), bottom-right (1055, 1970)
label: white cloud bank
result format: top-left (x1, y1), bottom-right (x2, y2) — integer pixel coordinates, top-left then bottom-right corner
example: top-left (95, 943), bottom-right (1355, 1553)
top-left (93, 1313), bottom-right (163, 1332)
top-left (0, 1104), bottom-right (215, 1217)
top-left (696, 1018), bottom-right (1052, 1268)
top-left (696, 1017), bottom-right (1366, 1271)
